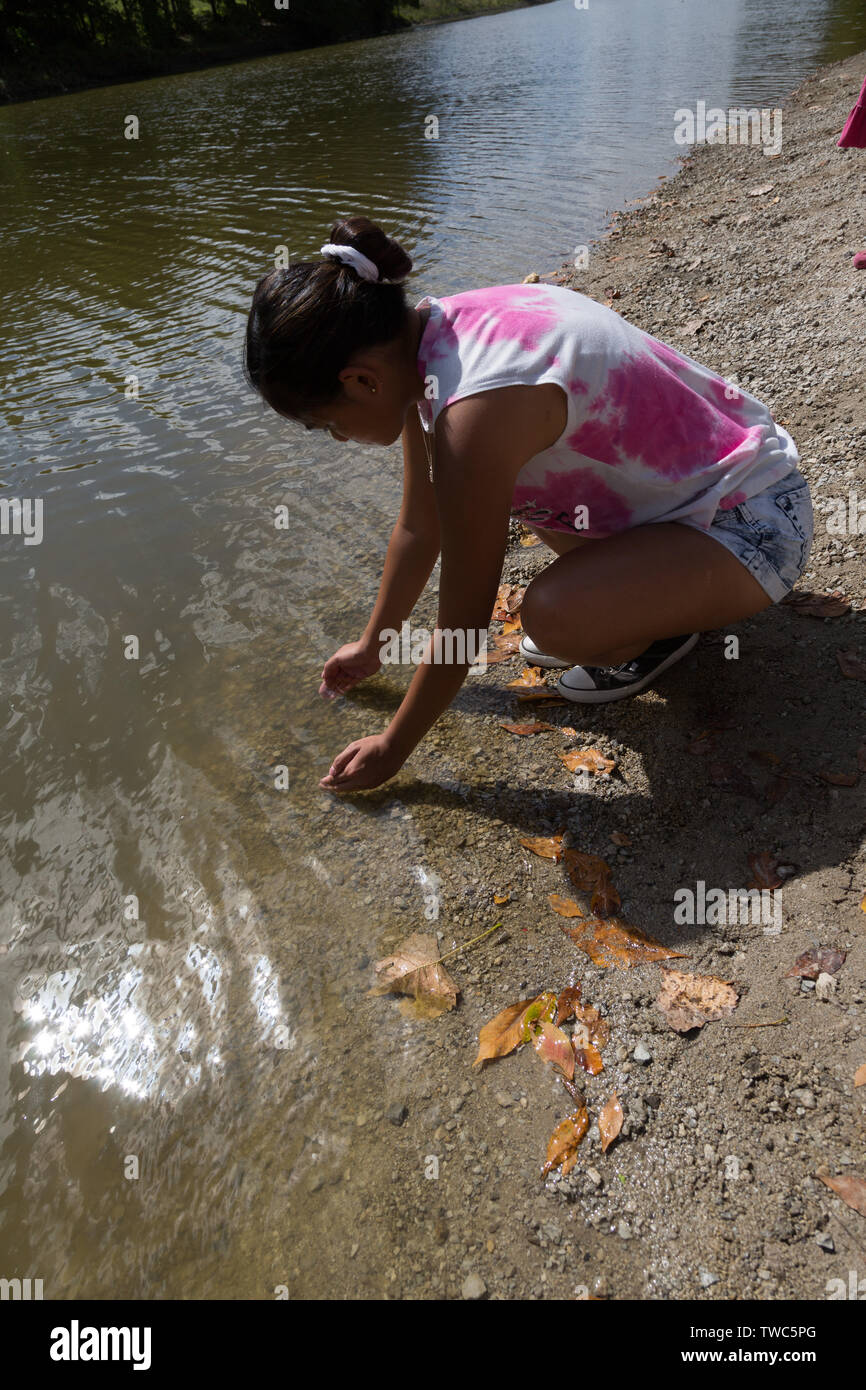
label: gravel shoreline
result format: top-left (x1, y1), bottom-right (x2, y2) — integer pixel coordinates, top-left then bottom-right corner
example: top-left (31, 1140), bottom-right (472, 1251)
top-left (283, 52), bottom-right (866, 1303)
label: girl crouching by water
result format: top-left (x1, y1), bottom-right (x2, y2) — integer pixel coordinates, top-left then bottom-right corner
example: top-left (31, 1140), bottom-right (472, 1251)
top-left (244, 216), bottom-right (813, 793)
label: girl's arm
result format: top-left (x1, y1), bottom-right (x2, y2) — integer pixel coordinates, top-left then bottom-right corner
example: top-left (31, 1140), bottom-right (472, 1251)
top-left (319, 384), bottom-right (566, 792)
top-left (359, 408), bottom-right (441, 652)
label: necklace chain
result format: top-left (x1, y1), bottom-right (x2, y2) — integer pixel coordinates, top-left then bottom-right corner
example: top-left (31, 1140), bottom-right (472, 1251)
top-left (420, 413), bottom-right (435, 484)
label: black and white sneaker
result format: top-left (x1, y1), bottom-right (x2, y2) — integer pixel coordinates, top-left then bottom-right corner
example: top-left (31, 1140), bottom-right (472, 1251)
top-left (517, 634), bottom-right (573, 669)
top-left (556, 633), bottom-right (699, 704)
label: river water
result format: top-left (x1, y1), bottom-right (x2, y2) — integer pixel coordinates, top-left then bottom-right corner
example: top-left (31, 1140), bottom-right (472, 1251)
top-left (1, 0), bottom-right (864, 1299)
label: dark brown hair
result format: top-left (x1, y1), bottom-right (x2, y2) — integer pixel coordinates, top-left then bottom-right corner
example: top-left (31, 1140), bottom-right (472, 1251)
top-left (244, 216), bottom-right (413, 417)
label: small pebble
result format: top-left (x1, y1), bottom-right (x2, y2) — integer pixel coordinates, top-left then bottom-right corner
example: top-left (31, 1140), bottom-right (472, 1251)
top-left (462, 1273), bottom-right (487, 1300)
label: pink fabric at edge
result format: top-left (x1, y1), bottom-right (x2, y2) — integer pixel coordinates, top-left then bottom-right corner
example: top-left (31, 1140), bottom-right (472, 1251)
top-left (837, 73), bottom-right (866, 147)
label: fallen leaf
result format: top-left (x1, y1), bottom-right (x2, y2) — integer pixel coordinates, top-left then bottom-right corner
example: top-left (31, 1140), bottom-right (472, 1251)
top-left (555, 985), bottom-right (582, 1025)
top-left (369, 933), bottom-right (459, 1019)
top-left (783, 589), bottom-right (851, 619)
top-left (473, 994), bottom-right (553, 1067)
top-left (499, 721), bottom-right (554, 735)
top-left (854, 1064), bottom-right (866, 1088)
top-left (836, 648), bottom-right (866, 681)
top-left (506, 665), bottom-right (547, 689)
top-left (599, 1093), bottom-right (624, 1152)
top-left (609, 832), bottom-right (632, 846)
top-left (559, 1077), bottom-right (585, 1106)
top-left (541, 1107), bottom-right (589, 1178)
top-left (560, 748), bottom-right (616, 776)
top-left (492, 584), bottom-right (525, 620)
top-left (656, 966), bottom-right (739, 1033)
top-left (520, 533), bottom-right (541, 547)
top-left (563, 849), bottom-right (613, 893)
top-left (532, 1021), bottom-right (575, 1079)
top-left (549, 893), bottom-right (584, 919)
top-left (784, 946), bottom-right (846, 980)
top-left (818, 769), bottom-right (859, 786)
top-left (748, 183), bottom-right (775, 195)
top-left (679, 316), bottom-right (705, 336)
top-left (562, 917), bottom-right (686, 969)
top-left (747, 851), bottom-right (785, 890)
top-left (493, 892), bottom-right (510, 905)
top-left (502, 616), bottom-right (522, 635)
top-left (817, 1172), bottom-right (866, 1218)
top-left (574, 1043), bottom-right (604, 1076)
top-left (519, 833), bottom-right (564, 862)
top-left (573, 1003), bottom-right (611, 1049)
top-left (590, 880), bottom-right (622, 918)
top-left (473, 647), bottom-right (515, 665)
top-left (514, 694), bottom-right (569, 706)
top-left (492, 631), bottom-right (523, 653)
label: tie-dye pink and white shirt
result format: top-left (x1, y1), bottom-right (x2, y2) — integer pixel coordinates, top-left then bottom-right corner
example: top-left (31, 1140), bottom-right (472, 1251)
top-left (414, 283), bottom-right (798, 536)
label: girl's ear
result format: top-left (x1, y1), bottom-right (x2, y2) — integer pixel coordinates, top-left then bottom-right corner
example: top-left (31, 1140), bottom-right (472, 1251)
top-left (339, 367), bottom-right (382, 398)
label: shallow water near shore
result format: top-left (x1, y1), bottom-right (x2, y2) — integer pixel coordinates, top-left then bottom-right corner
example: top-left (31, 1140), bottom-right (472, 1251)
top-left (1, 0), bottom-right (865, 1298)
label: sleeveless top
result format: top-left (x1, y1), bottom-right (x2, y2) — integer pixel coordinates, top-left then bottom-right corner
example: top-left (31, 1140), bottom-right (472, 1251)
top-left (414, 283), bottom-right (799, 536)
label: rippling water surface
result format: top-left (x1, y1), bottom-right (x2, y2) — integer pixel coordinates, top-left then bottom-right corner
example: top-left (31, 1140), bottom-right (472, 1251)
top-left (1, 0), bottom-right (864, 1297)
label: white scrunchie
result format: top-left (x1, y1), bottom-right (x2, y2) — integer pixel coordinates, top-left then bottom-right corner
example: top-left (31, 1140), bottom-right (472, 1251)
top-left (319, 243), bottom-right (380, 282)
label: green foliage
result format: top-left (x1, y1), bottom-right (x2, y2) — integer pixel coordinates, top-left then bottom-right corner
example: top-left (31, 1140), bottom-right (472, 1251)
top-left (0, 0), bottom-right (405, 63)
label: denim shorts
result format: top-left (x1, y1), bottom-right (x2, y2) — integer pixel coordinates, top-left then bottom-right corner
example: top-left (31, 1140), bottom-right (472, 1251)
top-left (683, 469), bottom-right (813, 603)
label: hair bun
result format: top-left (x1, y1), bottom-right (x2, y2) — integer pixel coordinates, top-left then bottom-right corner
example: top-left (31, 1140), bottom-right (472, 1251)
top-left (328, 215), bottom-right (412, 283)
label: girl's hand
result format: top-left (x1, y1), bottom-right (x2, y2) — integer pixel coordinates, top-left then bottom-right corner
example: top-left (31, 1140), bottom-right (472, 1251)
top-left (319, 640), bottom-right (382, 699)
top-left (319, 734), bottom-right (405, 793)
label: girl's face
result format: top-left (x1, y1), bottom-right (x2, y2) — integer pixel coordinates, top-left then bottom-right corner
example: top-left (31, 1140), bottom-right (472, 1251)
top-left (297, 370), bottom-right (407, 447)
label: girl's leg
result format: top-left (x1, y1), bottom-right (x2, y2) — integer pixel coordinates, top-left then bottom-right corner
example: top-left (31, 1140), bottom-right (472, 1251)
top-left (520, 520), bottom-right (773, 666)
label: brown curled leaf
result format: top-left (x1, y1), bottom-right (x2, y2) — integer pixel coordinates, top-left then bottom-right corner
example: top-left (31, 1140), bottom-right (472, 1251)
top-left (541, 1107), bottom-right (589, 1178)
top-left (599, 1093), bottom-right (624, 1152)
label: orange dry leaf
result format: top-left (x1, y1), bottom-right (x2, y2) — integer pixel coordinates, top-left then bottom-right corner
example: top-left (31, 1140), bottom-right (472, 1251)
top-left (532, 1021), bottom-right (575, 1079)
top-left (499, 721), bottom-right (554, 736)
top-left (656, 966), bottom-right (738, 1033)
top-left (573, 1003), bottom-right (611, 1049)
top-left (502, 616), bottom-right (522, 635)
top-left (515, 691), bottom-right (568, 704)
top-left (492, 631), bottom-right (522, 654)
top-left (549, 893), bottom-right (584, 919)
top-left (472, 997), bottom-right (542, 1067)
top-left (747, 851), bottom-right (785, 890)
top-left (520, 833), bottom-right (565, 862)
top-left (837, 648), bottom-right (866, 681)
top-left (561, 917), bottom-right (685, 969)
top-left (369, 933), bottom-right (459, 1019)
top-left (560, 748), bottom-right (616, 777)
top-left (599, 1093), bottom-right (624, 1152)
top-left (493, 892), bottom-right (510, 905)
top-left (541, 1107), bottom-right (589, 1178)
top-left (473, 647), bottom-right (514, 665)
top-left (574, 1044), bottom-right (604, 1076)
top-left (590, 880), bottom-right (622, 918)
top-left (506, 665), bottom-right (547, 689)
top-left (520, 532), bottom-right (541, 547)
top-left (563, 849), bottom-right (613, 894)
top-left (555, 985), bottom-right (582, 1025)
top-left (854, 1064), bottom-right (866, 1088)
top-left (818, 769), bottom-right (859, 786)
top-left (784, 946), bottom-right (846, 980)
top-left (473, 992), bottom-right (556, 1067)
top-left (492, 583), bottom-right (525, 620)
top-left (817, 1171), bottom-right (866, 1218)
